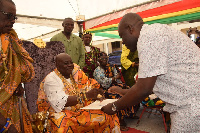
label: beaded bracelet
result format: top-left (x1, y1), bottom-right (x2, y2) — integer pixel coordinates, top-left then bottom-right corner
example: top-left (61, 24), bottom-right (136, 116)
top-left (0, 118), bottom-right (11, 133)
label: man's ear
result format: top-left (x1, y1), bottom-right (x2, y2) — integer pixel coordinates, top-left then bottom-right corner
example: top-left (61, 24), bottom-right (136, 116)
top-left (128, 25), bottom-right (134, 34)
top-left (62, 23), bottom-right (64, 27)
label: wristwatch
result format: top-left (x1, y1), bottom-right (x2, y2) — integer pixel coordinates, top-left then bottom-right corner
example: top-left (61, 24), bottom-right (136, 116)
top-left (111, 103), bottom-right (117, 112)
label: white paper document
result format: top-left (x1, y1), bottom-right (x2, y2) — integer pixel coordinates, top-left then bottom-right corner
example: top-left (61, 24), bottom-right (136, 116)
top-left (80, 99), bottom-right (118, 110)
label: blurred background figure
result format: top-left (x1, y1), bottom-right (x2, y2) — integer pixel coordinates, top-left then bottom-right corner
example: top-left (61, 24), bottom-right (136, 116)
top-left (82, 32), bottom-right (100, 78)
top-left (50, 18), bottom-right (85, 69)
top-left (121, 44), bottom-right (139, 87)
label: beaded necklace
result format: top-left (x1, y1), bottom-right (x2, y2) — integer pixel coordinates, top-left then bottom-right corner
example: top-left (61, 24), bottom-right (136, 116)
top-left (54, 69), bottom-right (79, 96)
top-left (54, 69), bottom-right (90, 111)
top-left (84, 45), bottom-right (94, 62)
top-left (54, 69), bottom-right (84, 111)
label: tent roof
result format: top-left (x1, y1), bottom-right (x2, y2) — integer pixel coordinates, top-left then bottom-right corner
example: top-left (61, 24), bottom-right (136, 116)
top-left (13, 0), bottom-right (153, 20)
top-left (12, 0), bottom-right (200, 42)
top-left (12, 0), bottom-right (155, 41)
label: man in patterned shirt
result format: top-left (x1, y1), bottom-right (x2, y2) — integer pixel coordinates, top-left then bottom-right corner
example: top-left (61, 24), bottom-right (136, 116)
top-left (102, 13), bottom-right (200, 132)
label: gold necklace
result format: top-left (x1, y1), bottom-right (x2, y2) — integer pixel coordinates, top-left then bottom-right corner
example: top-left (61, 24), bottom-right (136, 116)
top-left (54, 69), bottom-right (85, 111)
top-left (54, 69), bottom-right (79, 96)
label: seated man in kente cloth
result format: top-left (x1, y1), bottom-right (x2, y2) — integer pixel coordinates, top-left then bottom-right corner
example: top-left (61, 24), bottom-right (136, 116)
top-left (37, 53), bottom-right (120, 133)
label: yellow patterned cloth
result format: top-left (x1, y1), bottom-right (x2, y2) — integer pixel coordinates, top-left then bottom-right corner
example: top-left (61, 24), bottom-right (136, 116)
top-left (37, 64), bottom-right (120, 133)
top-left (0, 29), bottom-right (35, 132)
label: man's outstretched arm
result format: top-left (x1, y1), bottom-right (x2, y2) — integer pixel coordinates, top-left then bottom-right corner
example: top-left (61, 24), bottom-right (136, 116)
top-left (101, 76), bottom-right (157, 115)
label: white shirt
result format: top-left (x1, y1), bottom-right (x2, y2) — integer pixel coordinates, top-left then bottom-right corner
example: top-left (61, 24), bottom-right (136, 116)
top-left (138, 24), bottom-right (200, 132)
top-left (85, 46), bottom-right (91, 52)
top-left (44, 71), bottom-right (69, 113)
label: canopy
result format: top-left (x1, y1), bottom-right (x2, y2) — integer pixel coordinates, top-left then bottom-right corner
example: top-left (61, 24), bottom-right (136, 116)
top-left (13, 0), bottom-right (153, 20)
top-left (12, 0), bottom-right (200, 41)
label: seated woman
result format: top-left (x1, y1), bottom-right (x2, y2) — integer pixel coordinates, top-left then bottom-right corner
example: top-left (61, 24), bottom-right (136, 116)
top-left (93, 52), bottom-right (138, 131)
top-left (36, 53), bottom-right (120, 133)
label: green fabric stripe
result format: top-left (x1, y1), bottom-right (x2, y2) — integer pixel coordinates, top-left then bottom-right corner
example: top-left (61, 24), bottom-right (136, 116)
top-left (90, 27), bottom-right (118, 33)
top-left (95, 32), bottom-right (121, 39)
top-left (145, 12), bottom-right (200, 24)
top-left (12, 97), bottom-right (20, 123)
top-left (0, 91), bottom-right (12, 105)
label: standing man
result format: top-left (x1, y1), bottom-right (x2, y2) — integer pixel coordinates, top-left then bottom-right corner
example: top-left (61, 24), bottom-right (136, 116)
top-left (102, 13), bottom-right (200, 132)
top-left (50, 18), bottom-right (85, 69)
top-left (0, 0), bottom-right (35, 132)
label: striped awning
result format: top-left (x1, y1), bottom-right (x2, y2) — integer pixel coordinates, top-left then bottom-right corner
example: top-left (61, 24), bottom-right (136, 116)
top-left (85, 0), bottom-right (200, 39)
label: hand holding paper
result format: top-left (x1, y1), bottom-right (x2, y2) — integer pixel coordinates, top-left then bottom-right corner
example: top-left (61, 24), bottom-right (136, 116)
top-left (80, 99), bottom-right (118, 110)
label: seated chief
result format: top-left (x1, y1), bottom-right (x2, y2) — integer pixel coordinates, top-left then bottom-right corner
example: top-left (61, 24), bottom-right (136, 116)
top-left (37, 53), bottom-right (120, 133)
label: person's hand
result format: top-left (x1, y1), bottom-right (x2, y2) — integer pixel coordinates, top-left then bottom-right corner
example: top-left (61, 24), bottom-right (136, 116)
top-left (13, 83), bottom-right (24, 97)
top-left (134, 63), bottom-right (139, 67)
top-left (132, 62), bottom-right (139, 67)
top-left (108, 86), bottom-right (123, 95)
top-left (131, 62), bottom-right (135, 67)
top-left (86, 88), bottom-right (104, 100)
top-left (101, 103), bottom-right (116, 115)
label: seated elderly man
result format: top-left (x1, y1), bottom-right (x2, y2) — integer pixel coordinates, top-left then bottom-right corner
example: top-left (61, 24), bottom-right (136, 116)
top-left (37, 53), bottom-right (120, 133)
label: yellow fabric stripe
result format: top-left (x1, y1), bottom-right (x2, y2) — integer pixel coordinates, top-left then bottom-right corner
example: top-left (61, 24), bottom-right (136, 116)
top-left (104, 31), bottom-right (119, 35)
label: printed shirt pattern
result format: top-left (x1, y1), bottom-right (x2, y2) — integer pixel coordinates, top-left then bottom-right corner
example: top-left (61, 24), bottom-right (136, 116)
top-left (138, 24), bottom-right (200, 132)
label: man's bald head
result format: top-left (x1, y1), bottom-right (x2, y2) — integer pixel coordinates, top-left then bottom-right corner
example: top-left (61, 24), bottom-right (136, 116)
top-left (55, 53), bottom-right (71, 66)
top-left (55, 53), bottom-right (74, 78)
top-left (0, 0), bottom-right (15, 9)
top-left (118, 13), bottom-right (144, 52)
top-left (119, 13), bottom-right (143, 30)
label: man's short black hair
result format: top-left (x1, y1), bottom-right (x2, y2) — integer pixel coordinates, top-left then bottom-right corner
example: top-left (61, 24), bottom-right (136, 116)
top-left (0, 0), bottom-right (15, 9)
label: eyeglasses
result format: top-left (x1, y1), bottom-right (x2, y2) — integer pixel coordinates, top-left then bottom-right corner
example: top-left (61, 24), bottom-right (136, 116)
top-left (0, 10), bottom-right (17, 20)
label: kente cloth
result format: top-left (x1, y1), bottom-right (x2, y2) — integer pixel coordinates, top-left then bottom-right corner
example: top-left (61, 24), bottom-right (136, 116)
top-left (142, 96), bottom-right (165, 107)
top-left (121, 45), bottom-right (139, 87)
top-left (93, 65), bottom-right (139, 119)
top-left (23, 41), bottom-right (65, 114)
top-left (141, 95), bottom-right (170, 128)
top-left (83, 45), bottom-right (100, 78)
top-left (0, 29), bottom-right (35, 132)
top-left (37, 64), bottom-right (120, 133)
